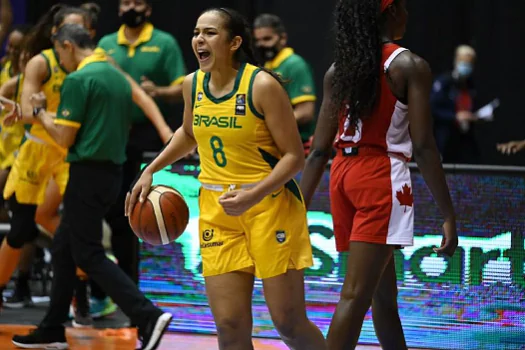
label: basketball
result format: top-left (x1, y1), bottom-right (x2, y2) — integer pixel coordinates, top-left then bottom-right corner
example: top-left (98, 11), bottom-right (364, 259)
top-left (129, 185), bottom-right (189, 246)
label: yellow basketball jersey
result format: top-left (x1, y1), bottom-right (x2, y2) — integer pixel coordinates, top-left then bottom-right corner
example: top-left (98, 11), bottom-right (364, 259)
top-left (0, 61), bottom-right (14, 120)
top-left (0, 60), bottom-right (13, 86)
top-left (0, 61), bottom-right (13, 122)
top-left (192, 63), bottom-right (281, 184)
top-left (29, 49), bottom-right (67, 151)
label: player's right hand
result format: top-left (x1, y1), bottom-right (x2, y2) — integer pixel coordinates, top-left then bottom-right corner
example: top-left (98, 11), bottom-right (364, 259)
top-left (2, 102), bottom-right (21, 127)
top-left (125, 171), bottom-right (153, 217)
top-left (433, 219), bottom-right (458, 257)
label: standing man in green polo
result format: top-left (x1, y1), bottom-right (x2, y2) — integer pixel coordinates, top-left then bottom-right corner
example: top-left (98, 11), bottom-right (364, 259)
top-left (12, 24), bottom-right (172, 350)
top-left (95, 0), bottom-right (187, 313)
top-left (254, 13), bottom-right (317, 155)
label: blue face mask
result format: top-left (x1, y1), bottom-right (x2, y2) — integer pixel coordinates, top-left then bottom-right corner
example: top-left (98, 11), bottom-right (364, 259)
top-left (456, 62), bottom-right (473, 77)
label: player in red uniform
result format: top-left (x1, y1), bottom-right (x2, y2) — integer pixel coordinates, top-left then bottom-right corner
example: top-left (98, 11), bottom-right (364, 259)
top-left (300, 0), bottom-right (458, 349)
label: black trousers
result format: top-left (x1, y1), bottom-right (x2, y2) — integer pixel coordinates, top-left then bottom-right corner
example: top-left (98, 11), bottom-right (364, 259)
top-left (90, 148), bottom-right (142, 300)
top-left (40, 162), bottom-right (159, 330)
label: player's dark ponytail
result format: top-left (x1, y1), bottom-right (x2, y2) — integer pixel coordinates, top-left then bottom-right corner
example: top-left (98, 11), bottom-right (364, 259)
top-left (24, 5), bottom-right (90, 58)
top-left (24, 4), bottom-right (64, 57)
top-left (205, 7), bottom-right (282, 84)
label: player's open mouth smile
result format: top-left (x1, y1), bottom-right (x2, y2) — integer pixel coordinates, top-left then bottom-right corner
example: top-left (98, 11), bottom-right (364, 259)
top-left (197, 49), bottom-right (211, 62)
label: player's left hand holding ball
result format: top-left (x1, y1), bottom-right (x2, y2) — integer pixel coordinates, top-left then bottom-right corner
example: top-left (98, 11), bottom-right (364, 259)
top-left (125, 171), bottom-right (153, 217)
top-left (219, 189), bottom-right (262, 216)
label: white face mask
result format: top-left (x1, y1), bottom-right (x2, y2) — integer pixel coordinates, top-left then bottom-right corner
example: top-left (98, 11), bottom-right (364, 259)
top-left (456, 62), bottom-right (473, 78)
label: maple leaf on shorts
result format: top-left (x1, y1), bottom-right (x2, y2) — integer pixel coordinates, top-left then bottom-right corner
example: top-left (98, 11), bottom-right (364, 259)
top-left (396, 183), bottom-right (413, 213)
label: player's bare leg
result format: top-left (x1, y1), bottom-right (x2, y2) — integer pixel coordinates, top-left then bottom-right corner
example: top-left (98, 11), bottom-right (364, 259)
top-left (35, 178), bottom-right (61, 234)
top-left (3, 243), bottom-right (36, 308)
top-left (371, 255), bottom-right (407, 350)
top-left (263, 269), bottom-right (327, 350)
top-left (327, 242), bottom-right (395, 350)
top-left (205, 271), bottom-right (255, 350)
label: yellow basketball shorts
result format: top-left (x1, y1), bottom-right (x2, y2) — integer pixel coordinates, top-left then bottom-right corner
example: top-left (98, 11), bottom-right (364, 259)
top-left (4, 140), bottom-right (69, 205)
top-left (199, 181), bottom-right (314, 279)
top-left (0, 124), bottom-right (25, 170)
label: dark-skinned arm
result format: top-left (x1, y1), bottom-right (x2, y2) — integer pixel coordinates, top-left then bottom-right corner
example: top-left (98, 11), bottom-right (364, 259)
top-left (405, 54), bottom-right (457, 256)
top-left (299, 65), bottom-right (339, 208)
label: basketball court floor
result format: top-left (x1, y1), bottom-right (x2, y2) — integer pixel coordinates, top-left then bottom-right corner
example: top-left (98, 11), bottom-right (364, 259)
top-left (0, 325), bottom-right (390, 349)
top-left (0, 300), bottom-right (399, 349)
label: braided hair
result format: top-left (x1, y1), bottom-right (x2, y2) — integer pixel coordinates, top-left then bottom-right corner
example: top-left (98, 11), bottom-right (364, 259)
top-left (332, 0), bottom-right (394, 123)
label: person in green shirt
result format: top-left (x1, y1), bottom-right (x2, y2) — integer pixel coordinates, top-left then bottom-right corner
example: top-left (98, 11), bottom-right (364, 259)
top-left (98, 0), bottom-right (186, 125)
top-left (254, 13), bottom-right (317, 154)
top-left (96, 0), bottom-right (186, 299)
top-left (12, 24), bottom-right (172, 350)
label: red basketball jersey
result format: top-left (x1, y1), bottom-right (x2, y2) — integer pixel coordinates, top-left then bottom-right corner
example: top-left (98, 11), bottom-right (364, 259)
top-left (335, 43), bottom-right (412, 159)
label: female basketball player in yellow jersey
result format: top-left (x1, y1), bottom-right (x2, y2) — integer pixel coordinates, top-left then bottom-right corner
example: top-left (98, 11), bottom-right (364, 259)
top-left (0, 26), bottom-right (29, 214)
top-left (0, 49), bottom-right (37, 309)
top-left (0, 5), bottom-right (172, 317)
top-left (0, 5), bottom-right (94, 314)
top-left (0, 49), bottom-right (27, 202)
top-left (127, 8), bottom-right (327, 350)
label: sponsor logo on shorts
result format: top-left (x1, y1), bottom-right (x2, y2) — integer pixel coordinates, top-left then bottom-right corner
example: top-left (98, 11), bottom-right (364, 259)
top-left (201, 241), bottom-right (224, 249)
top-left (201, 229), bottom-right (224, 248)
top-left (202, 229), bottom-right (214, 242)
top-left (276, 230), bottom-right (286, 244)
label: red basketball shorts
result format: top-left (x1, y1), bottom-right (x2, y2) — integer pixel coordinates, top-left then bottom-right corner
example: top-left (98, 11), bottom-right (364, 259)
top-left (330, 151), bottom-right (414, 252)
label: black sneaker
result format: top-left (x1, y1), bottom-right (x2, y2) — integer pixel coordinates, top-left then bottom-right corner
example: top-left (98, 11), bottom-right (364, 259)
top-left (4, 287), bottom-right (34, 309)
top-left (136, 312), bottom-right (173, 350)
top-left (71, 294), bottom-right (93, 328)
top-left (12, 327), bottom-right (68, 349)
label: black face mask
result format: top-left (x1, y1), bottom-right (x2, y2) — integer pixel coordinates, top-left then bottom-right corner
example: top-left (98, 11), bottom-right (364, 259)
top-left (121, 9), bottom-right (148, 28)
top-left (256, 45), bottom-right (280, 63)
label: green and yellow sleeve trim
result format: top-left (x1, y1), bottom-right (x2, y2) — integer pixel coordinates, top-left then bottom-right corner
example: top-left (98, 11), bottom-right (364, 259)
top-left (248, 68), bottom-right (264, 120)
top-left (40, 53), bottom-right (52, 85)
top-left (54, 119), bottom-right (81, 128)
top-left (291, 95), bottom-right (316, 106)
top-left (170, 76), bottom-right (185, 86)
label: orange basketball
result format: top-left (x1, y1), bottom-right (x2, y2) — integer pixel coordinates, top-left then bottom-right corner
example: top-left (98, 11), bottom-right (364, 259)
top-left (129, 185), bottom-right (189, 246)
